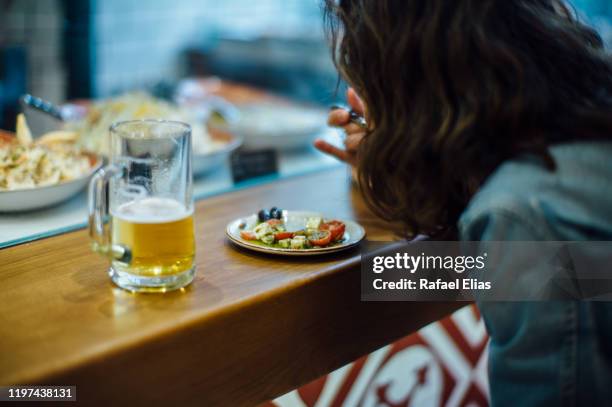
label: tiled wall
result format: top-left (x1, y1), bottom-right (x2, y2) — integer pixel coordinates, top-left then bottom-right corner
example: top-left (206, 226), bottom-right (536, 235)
top-left (1, 0), bottom-right (611, 105)
top-left (0, 0), bottom-right (66, 104)
top-left (92, 0), bottom-right (326, 97)
top-left (0, 0), bottom-right (328, 103)
top-left (90, 0), bottom-right (612, 100)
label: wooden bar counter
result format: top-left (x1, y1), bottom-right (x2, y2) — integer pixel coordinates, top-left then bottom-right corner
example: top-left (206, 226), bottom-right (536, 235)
top-left (0, 168), bottom-right (459, 406)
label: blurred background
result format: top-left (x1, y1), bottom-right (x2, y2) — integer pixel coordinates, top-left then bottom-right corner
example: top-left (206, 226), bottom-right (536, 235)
top-left (0, 0), bottom-right (339, 131)
top-left (0, 0), bottom-right (611, 131)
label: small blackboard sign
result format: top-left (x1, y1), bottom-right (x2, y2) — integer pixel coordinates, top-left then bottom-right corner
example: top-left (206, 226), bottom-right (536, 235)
top-left (230, 149), bottom-right (279, 183)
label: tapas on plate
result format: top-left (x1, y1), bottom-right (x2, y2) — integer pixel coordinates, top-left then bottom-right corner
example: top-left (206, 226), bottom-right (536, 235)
top-left (226, 208), bottom-right (365, 256)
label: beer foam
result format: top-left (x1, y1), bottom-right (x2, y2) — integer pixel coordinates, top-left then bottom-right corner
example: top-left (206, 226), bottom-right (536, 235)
top-left (113, 197), bottom-right (192, 223)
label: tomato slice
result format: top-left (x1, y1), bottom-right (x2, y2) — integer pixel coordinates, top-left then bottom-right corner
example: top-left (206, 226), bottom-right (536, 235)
top-left (320, 220), bottom-right (346, 242)
top-left (266, 219), bottom-right (283, 227)
top-left (308, 230), bottom-right (332, 247)
top-left (240, 230), bottom-right (257, 240)
top-left (274, 231), bottom-right (294, 241)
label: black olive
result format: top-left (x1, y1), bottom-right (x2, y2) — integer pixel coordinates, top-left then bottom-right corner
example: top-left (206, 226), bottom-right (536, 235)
top-left (258, 209), bottom-right (270, 222)
top-left (270, 207), bottom-right (282, 219)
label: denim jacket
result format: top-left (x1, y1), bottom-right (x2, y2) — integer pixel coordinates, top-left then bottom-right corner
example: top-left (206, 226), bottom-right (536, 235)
top-left (458, 142), bottom-right (612, 406)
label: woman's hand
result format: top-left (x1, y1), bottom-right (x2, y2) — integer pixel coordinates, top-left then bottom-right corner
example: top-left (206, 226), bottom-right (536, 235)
top-left (314, 88), bottom-right (367, 166)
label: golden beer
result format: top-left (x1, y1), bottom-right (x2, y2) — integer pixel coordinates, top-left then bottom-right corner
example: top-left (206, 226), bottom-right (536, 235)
top-left (111, 197), bottom-right (195, 277)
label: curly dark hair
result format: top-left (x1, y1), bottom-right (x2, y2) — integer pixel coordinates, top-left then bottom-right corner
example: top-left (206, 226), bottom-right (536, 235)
top-left (324, 0), bottom-right (612, 238)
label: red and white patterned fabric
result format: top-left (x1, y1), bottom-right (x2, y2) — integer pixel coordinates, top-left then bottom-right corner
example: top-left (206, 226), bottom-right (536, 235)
top-left (266, 305), bottom-right (489, 407)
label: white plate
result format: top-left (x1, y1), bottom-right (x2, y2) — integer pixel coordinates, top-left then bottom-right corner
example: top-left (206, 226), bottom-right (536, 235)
top-left (229, 104), bottom-right (328, 151)
top-left (0, 153), bottom-right (102, 212)
top-left (226, 210), bottom-right (366, 256)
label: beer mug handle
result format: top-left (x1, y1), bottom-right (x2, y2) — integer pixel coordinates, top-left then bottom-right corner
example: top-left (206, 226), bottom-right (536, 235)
top-left (88, 164), bottom-right (130, 262)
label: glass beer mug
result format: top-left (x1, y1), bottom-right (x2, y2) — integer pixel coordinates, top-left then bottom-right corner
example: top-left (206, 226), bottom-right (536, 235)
top-left (88, 120), bottom-right (195, 292)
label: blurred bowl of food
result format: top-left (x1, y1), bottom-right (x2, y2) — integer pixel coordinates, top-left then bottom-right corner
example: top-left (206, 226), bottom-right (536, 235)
top-left (228, 103), bottom-right (328, 151)
top-left (192, 126), bottom-right (242, 175)
top-left (0, 120), bottom-right (102, 212)
top-left (65, 92), bottom-right (242, 176)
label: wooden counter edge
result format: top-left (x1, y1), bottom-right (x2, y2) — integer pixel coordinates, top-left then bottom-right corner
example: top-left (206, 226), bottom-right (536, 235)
top-left (39, 258), bottom-right (462, 406)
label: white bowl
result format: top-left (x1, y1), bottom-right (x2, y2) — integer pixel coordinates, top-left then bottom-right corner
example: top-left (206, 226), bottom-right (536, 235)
top-left (192, 127), bottom-right (243, 176)
top-left (229, 104), bottom-right (328, 151)
top-left (0, 153), bottom-right (102, 212)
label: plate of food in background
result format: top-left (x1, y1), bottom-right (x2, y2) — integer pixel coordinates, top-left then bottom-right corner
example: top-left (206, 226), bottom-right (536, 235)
top-left (64, 92), bottom-right (242, 176)
top-left (226, 103), bottom-right (328, 151)
top-left (0, 115), bottom-right (102, 212)
top-left (226, 207), bottom-right (366, 256)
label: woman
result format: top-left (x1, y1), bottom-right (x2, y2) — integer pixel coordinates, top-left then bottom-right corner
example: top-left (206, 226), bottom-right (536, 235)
top-left (315, 1), bottom-right (612, 405)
